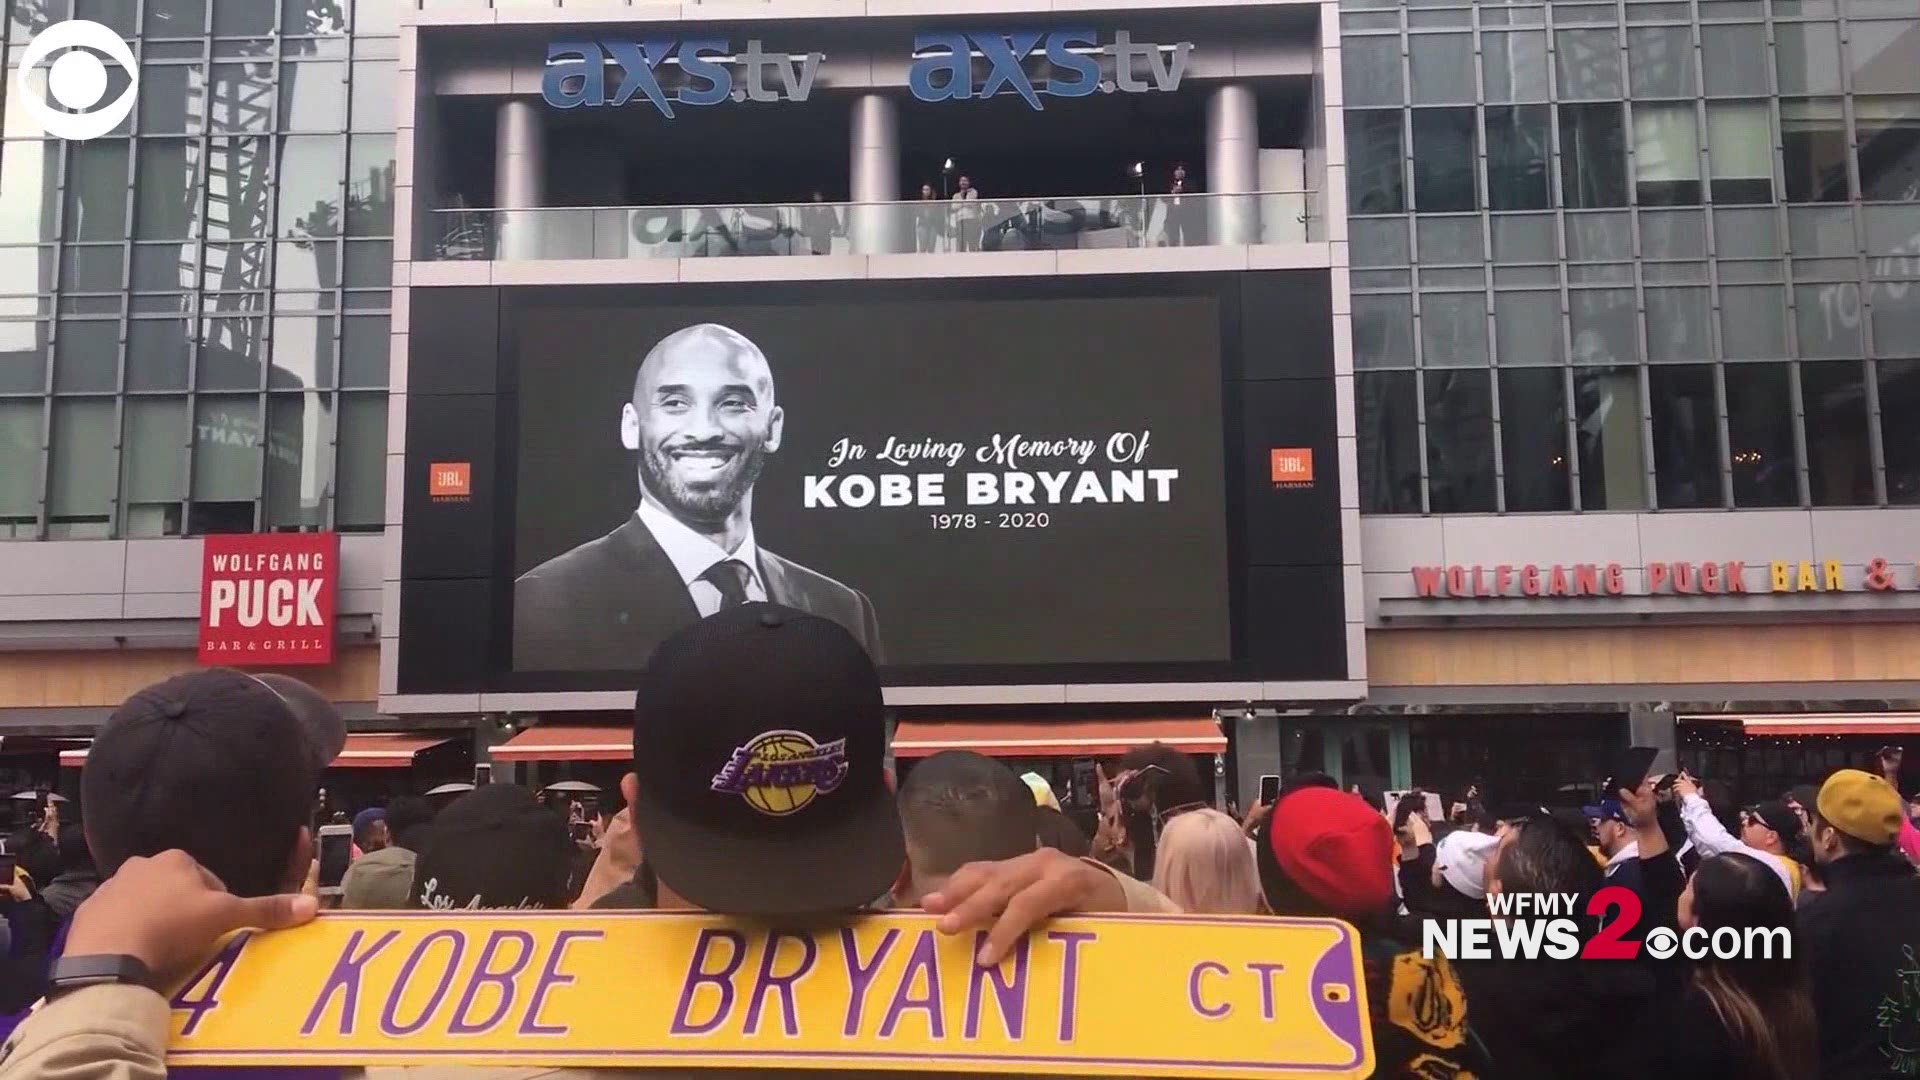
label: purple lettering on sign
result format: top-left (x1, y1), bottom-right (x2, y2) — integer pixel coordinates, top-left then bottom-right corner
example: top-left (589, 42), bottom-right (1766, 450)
top-left (1188, 961), bottom-right (1231, 1019)
top-left (172, 932), bottom-right (250, 1036)
top-left (448, 930), bottom-right (537, 1036)
top-left (878, 929), bottom-right (945, 1039)
top-left (1047, 930), bottom-right (1096, 1042)
top-left (380, 929), bottom-right (467, 1036)
top-left (963, 932), bottom-right (1029, 1040)
top-left (743, 931), bottom-right (818, 1038)
top-left (520, 929), bottom-right (602, 1037)
top-left (1247, 962), bottom-right (1287, 1021)
top-left (839, 926), bottom-right (900, 1037)
top-left (670, 928), bottom-right (747, 1037)
top-left (299, 929), bottom-right (401, 1036)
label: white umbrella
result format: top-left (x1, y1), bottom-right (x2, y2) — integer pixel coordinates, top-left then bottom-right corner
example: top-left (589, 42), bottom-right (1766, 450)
top-left (424, 782), bottom-right (475, 796)
top-left (543, 780), bottom-right (601, 794)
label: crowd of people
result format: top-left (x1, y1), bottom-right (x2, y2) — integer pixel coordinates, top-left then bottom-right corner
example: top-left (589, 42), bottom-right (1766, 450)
top-left (3, 602), bottom-right (1920, 1079)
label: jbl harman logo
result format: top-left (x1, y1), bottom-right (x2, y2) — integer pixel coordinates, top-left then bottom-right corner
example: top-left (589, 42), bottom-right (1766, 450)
top-left (1270, 448), bottom-right (1314, 486)
top-left (430, 462), bottom-right (471, 499)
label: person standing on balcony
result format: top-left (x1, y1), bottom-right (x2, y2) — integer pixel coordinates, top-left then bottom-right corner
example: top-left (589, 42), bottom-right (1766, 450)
top-left (951, 174), bottom-right (981, 252)
top-left (915, 183), bottom-right (941, 253)
top-left (1164, 162), bottom-right (1192, 246)
top-left (802, 190), bottom-right (839, 256)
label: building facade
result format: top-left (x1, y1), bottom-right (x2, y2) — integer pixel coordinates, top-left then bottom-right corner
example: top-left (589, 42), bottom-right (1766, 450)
top-left (0, 0), bottom-right (1915, 812)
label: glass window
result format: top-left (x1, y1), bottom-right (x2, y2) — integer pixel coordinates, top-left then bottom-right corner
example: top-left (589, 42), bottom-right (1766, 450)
top-left (1492, 214), bottom-right (1557, 262)
top-left (48, 398), bottom-right (115, 537)
top-left (1347, 112), bottom-right (1408, 215)
top-left (275, 241), bottom-right (337, 291)
top-left (350, 0), bottom-right (399, 35)
top-left (277, 137), bottom-right (345, 240)
top-left (1701, 25), bottom-right (1768, 97)
top-left (60, 246), bottom-right (124, 293)
top-left (336, 393), bottom-right (386, 530)
top-left (203, 64), bottom-right (272, 135)
top-left (1646, 287), bottom-right (1713, 361)
top-left (1417, 216), bottom-right (1482, 264)
top-left (1775, 24), bottom-right (1842, 96)
top-left (340, 315), bottom-right (390, 387)
top-left (198, 316), bottom-right (266, 389)
top-left (1857, 97), bottom-right (1920, 202)
top-left (1865, 205), bottom-right (1920, 257)
top-left (343, 241), bottom-right (393, 287)
top-left (1411, 34), bottom-right (1476, 103)
top-left (192, 394), bottom-right (260, 509)
top-left (1500, 367), bottom-right (1572, 511)
top-left (65, 140), bottom-right (129, 244)
top-left (265, 393), bottom-right (330, 528)
top-left (1354, 294), bottom-right (1416, 367)
top-left (1351, 219), bottom-right (1411, 266)
top-left (1850, 21), bottom-right (1920, 96)
top-left (1640, 209), bottom-right (1707, 259)
top-left (0, 399), bottom-right (41, 523)
top-left (146, 0), bottom-right (207, 35)
top-left (1720, 286), bottom-right (1790, 359)
top-left (1781, 99), bottom-right (1849, 202)
top-left (1424, 369), bottom-right (1497, 513)
top-left (1716, 207), bottom-right (1782, 258)
top-left (77, 0), bottom-right (138, 34)
top-left (1650, 364), bottom-right (1723, 507)
top-left (350, 61), bottom-right (399, 132)
top-left (135, 140), bottom-right (197, 241)
top-left (1487, 105), bottom-right (1552, 211)
top-left (1420, 292), bottom-right (1490, 366)
top-left (1483, 31), bottom-right (1549, 103)
top-left (53, 320), bottom-right (118, 393)
top-left (1358, 371), bottom-right (1422, 513)
top-left (1872, 278), bottom-right (1920, 355)
top-left (1704, 102), bottom-right (1774, 204)
top-left (204, 140), bottom-right (272, 241)
top-left (139, 64), bottom-right (204, 135)
top-left (1556, 29), bottom-right (1624, 100)
top-left (281, 63), bottom-right (347, 131)
top-left (213, 0), bottom-right (276, 35)
top-left (1560, 104), bottom-right (1630, 208)
top-left (1628, 27), bottom-right (1695, 98)
top-left (1789, 205), bottom-right (1856, 257)
top-left (1570, 288), bottom-right (1640, 364)
top-left (1574, 367), bottom-right (1649, 509)
top-left (0, 322), bottom-right (50, 393)
top-left (1882, 359), bottom-right (1920, 503)
top-left (132, 244), bottom-right (190, 293)
top-left (1724, 363), bottom-right (1797, 506)
top-left (1634, 103), bottom-right (1703, 205)
top-left (0, 136), bottom-right (57, 244)
top-left (285, 0), bottom-right (347, 34)
top-left (1796, 282), bottom-right (1862, 358)
top-left (347, 136), bottom-right (396, 236)
top-left (1343, 37), bottom-right (1404, 107)
top-left (127, 319), bottom-right (192, 391)
top-left (269, 315), bottom-right (335, 390)
top-left (121, 397), bottom-right (188, 536)
top-left (1800, 361), bottom-right (1873, 505)
top-left (1495, 291), bottom-right (1565, 364)
top-left (1411, 108), bottom-right (1478, 212)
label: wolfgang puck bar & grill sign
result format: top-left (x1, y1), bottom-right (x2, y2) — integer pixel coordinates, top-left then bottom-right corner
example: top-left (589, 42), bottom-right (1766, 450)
top-left (197, 532), bottom-right (338, 665)
top-left (164, 911), bottom-right (1373, 1079)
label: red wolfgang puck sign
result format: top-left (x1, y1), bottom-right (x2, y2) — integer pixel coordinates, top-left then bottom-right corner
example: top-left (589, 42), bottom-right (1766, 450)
top-left (198, 533), bottom-right (338, 666)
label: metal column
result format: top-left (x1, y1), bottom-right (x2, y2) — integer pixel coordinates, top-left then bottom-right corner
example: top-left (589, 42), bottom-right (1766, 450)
top-left (495, 99), bottom-right (547, 260)
top-left (1206, 84), bottom-right (1260, 245)
top-left (848, 94), bottom-right (903, 255)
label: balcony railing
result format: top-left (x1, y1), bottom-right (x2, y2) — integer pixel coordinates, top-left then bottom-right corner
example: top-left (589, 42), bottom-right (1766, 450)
top-left (430, 191), bottom-right (1319, 261)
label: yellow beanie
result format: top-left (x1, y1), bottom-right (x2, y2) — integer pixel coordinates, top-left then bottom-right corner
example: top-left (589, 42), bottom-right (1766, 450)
top-left (1816, 768), bottom-right (1904, 846)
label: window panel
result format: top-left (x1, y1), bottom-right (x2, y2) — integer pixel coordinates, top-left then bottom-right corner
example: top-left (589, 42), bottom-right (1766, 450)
top-left (1704, 102), bottom-right (1774, 204)
top-left (1865, 206), bottom-right (1920, 257)
top-left (1720, 286), bottom-right (1790, 359)
top-left (1492, 214), bottom-right (1557, 262)
top-left (198, 316), bottom-right (267, 389)
top-left (1639, 209), bottom-right (1707, 259)
top-left (1347, 112), bottom-right (1408, 215)
top-left (1343, 37), bottom-right (1404, 107)
top-left (192, 394), bottom-right (261, 506)
top-left (1411, 109), bottom-right (1479, 212)
top-left (53, 320), bottom-right (119, 393)
top-left (1358, 371), bottom-right (1423, 513)
top-left (1781, 98), bottom-right (1850, 203)
top-left (1882, 359), bottom-right (1920, 503)
top-left (1850, 21), bottom-right (1920, 96)
top-left (1857, 97), bottom-right (1920, 202)
top-left (126, 319), bottom-right (192, 392)
top-left (1487, 105), bottom-right (1552, 211)
top-left (1627, 27), bottom-right (1695, 98)
top-left (1724, 362), bottom-right (1798, 506)
top-left (60, 247), bottom-right (124, 293)
top-left (1354, 294), bottom-right (1416, 368)
top-left (1556, 29), bottom-right (1624, 100)
top-left (208, 63), bottom-right (275, 133)
top-left (269, 315), bottom-right (336, 390)
top-left (1410, 34), bottom-right (1476, 104)
top-left (1500, 367), bottom-right (1572, 511)
top-left (281, 63), bottom-right (347, 131)
top-left (265, 392), bottom-right (330, 529)
top-left (146, 0), bottom-right (208, 35)
top-left (213, 0), bottom-right (276, 35)
top-left (1483, 31), bottom-right (1549, 103)
top-left (1650, 364), bottom-right (1724, 508)
top-left (1646, 287), bottom-right (1713, 361)
top-left (48, 398), bottom-right (115, 537)
top-left (1872, 279), bottom-right (1920, 355)
top-left (0, 322), bottom-right (50, 393)
top-left (0, 400), bottom-right (41, 522)
top-left (64, 140), bottom-right (129, 243)
top-left (1796, 282), bottom-right (1863, 358)
top-left (336, 393), bottom-right (387, 530)
top-left (1424, 369), bottom-right (1497, 513)
top-left (1559, 104), bottom-right (1630, 208)
top-left (277, 137), bottom-right (345, 240)
top-left (1420, 292), bottom-right (1490, 366)
top-left (1417, 216), bottom-right (1482, 264)
top-left (76, 0), bottom-right (138, 34)
top-left (1634, 103), bottom-right (1703, 205)
top-left (350, 61), bottom-right (399, 132)
top-left (139, 64), bottom-right (204, 135)
top-left (121, 397), bottom-right (188, 537)
top-left (285, 0), bottom-right (348, 35)
top-left (1570, 288), bottom-right (1640, 364)
top-left (275, 241), bottom-right (338, 291)
top-left (343, 241), bottom-right (394, 287)
top-left (1701, 25), bottom-right (1768, 97)
top-left (347, 136), bottom-right (397, 236)
top-left (1775, 24), bottom-right (1842, 96)
top-left (1801, 361), bottom-right (1873, 505)
top-left (0, 136), bottom-right (58, 243)
top-left (1352, 219), bottom-right (1412, 267)
top-left (1575, 366), bottom-right (1649, 509)
top-left (132, 244), bottom-right (193, 294)
top-left (340, 316), bottom-right (390, 388)
top-left (1494, 291), bottom-right (1565, 365)
top-left (135, 140), bottom-right (198, 241)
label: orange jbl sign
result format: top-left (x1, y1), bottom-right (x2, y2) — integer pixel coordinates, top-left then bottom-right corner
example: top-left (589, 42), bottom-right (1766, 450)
top-left (1270, 448), bottom-right (1314, 484)
top-left (429, 462), bottom-right (471, 498)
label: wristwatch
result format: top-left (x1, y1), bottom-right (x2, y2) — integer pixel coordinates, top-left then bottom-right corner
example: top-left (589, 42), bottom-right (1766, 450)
top-left (44, 955), bottom-right (154, 999)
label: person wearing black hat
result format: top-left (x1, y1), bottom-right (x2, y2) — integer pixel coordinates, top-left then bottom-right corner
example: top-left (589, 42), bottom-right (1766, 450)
top-left (412, 785), bottom-right (573, 910)
top-left (1671, 774), bottom-right (1804, 900)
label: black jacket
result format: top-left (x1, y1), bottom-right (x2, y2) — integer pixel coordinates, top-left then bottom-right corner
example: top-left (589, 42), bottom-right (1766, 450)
top-left (1801, 851), bottom-right (1920, 1079)
top-left (514, 516), bottom-right (882, 671)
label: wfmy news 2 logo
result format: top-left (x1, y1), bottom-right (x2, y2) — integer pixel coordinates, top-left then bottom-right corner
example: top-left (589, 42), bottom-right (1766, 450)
top-left (1423, 886), bottom-right (1793, 961)
top-left (14, 20), bottom-right (139, 141)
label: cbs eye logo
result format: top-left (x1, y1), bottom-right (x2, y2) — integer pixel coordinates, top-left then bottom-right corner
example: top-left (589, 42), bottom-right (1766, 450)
top-left (15, 20), bottom-right (140, 142)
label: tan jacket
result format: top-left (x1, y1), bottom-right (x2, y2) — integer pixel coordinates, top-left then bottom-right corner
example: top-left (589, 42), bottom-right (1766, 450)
top-left (0, 873), bottom-right (1176, 1080)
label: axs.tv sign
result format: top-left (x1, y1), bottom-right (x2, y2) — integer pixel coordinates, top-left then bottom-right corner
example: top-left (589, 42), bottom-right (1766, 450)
top-left (542, 39), bottom-right (822, 118)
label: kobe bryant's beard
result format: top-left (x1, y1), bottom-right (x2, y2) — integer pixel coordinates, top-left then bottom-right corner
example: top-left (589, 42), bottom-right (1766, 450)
top-left (639, 441), bottom-right (769, 528)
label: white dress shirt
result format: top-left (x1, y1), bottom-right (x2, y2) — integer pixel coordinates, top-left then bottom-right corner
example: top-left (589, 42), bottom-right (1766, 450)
top-left (635, 501), bottom-right (768, 616)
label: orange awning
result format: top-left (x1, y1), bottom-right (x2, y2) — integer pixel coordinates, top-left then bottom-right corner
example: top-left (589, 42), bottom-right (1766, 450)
top-left (61, 733), bottom-right (450, 769)
top-left (491, 724), bottom-right (632, 763)
top-left (1706, 713), bottom-right (1920, 737)
top-left (891, 717), bottom-right (1225, 759)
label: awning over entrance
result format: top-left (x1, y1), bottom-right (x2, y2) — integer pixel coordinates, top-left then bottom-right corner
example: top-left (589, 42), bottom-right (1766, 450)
top-left (490, 724), bottom-right (632, 763)
top-left (890, 717), bottom-right (1226, 759)
top-left (1703, 713), bottom-right (1920, 737)
top-left (60, 733), bottom-right (453, 769)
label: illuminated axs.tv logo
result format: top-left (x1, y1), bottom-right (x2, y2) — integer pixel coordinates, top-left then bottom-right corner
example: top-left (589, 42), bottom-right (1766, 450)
top-left (909, 29), bottom-right (1192, 111)
top-left (542, 38), bottom-right (822, 118)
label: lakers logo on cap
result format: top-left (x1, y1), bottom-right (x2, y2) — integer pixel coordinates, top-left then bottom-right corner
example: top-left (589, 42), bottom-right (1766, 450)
top-left (709, 729), bottom-right (849, 816)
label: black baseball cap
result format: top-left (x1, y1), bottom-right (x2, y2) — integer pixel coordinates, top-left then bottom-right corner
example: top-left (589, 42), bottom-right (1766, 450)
top-left (82, 668), bottom-right (345, 896)
top-left (414, 784), bottom-right (572, 910)
top-left (631, 603), bottom-right (903, 916)
top-left (1601, 746), bottom-right (1659, 799)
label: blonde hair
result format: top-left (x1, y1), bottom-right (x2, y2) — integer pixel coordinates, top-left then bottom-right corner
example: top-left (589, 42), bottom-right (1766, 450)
top-left (1152, 808), bottom-right (1262, 915)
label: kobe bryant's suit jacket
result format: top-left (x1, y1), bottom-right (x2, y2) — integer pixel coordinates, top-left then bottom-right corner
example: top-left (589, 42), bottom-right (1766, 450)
top-left (511, 517), bottom-right (882, 673)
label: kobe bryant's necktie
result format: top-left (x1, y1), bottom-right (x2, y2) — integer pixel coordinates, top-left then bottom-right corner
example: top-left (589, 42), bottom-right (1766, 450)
top-left (700, 559), bottom-right (753, 609)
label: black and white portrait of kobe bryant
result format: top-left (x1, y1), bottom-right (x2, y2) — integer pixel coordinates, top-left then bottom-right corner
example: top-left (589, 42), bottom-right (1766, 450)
top-left (513, 323), bottom-right (880, 671)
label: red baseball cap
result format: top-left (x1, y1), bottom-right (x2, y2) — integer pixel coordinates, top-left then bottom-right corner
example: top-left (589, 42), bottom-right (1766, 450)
top-left (1257, 787), bottom-right (1396, 919)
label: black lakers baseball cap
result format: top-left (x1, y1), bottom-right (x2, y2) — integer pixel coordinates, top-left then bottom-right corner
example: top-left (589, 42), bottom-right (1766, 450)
top-left (631, 603), bottom-right (903, 916)
top-left (83, 668), bottom-right (347, 895)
